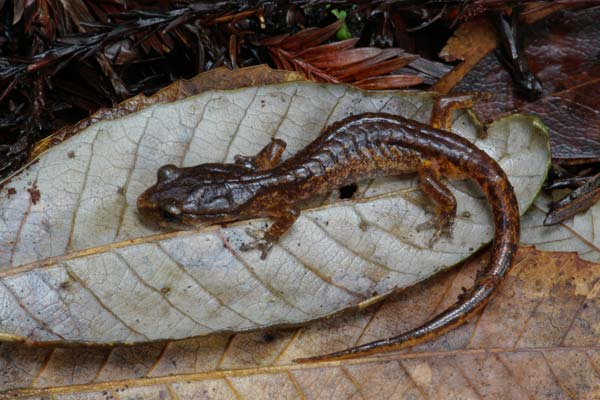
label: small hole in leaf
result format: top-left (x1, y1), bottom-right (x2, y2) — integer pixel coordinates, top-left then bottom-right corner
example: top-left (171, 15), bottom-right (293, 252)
top-left (339, 183), bottom-right (358, 199)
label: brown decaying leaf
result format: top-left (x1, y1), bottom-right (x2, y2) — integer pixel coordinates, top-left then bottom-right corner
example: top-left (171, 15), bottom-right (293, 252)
top-left (432, 17), bottom-right (498, 94)
top-left (2, 247), bottom-right (599, 398)
top-left (264, 20), bottom-right (425, 89)
top-left (452, 7), bottom-right (600, 163)
top-left (520, 1), bottom-right (595, 24)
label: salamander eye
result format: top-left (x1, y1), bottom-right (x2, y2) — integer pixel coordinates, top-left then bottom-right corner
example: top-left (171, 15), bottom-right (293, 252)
top-left (157, 164), bottom-right (180, 183)
top-left (161, 203), bottom-right (182, 220)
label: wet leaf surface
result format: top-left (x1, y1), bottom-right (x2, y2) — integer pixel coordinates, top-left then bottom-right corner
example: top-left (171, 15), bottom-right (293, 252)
top-left (2, 247), bottom-right (599, 399)
top-left (452, 7), bottom-right (600, 162)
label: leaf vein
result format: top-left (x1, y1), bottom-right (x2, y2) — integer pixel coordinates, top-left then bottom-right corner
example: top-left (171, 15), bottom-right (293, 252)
top-left (287, 370), bottom-right (306, 400)
top-left (540, 351), bottom-right (577, 400)
top-left (495, 353), bottom-right (537, 400)
top-left (398, 360), bottom-right (431, 400)
top-left (156, 243), bottom-right (260, 326)
top-left (270, 85), bottom-right (298, 139)
top-left (179, 92), bottom-right (213, 165)
top-left (0, 281), bottom-right (65, 340)
top-left (306, 213), bottom-right (419, 276)
top-left (65, 265), bottom-right (149, 340)
top-left (450, 358), bottom-right (485, 399)
top-left (8, 172), bottom-right (40, 267)
top-left (340, 366), bottom-right (366, 399)
top-left (113, 115), bottom-right (152, 240)
top-left (221, 88), bottom-right (259, 163)
top-left (224, 237), bottom-right (311, 316)
top-left (558, 275), bottom-right (600, 346)
top-left (29, 347), bottom-right (55, 388)
top-left (276, 240), bottom-right (363, 298)
top-left (65, 128), bottom-right (103, 252)
top-left (112, 250), bottom-right (212, 331)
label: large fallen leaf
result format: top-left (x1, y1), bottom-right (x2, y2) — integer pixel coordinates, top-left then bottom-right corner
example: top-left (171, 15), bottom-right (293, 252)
top-left (3, 247), bottom-right (600, 399)
top-left (0, 80), bottom-right (549, 345)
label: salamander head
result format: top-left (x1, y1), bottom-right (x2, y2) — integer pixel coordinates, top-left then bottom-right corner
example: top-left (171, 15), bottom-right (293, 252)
top-left (137, 163), bottom-right (258, 228)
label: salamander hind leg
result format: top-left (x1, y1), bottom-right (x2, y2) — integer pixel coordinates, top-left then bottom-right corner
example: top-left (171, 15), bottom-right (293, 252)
top-left (431, 93), bottom-right (488, 138)
top-left (240, 204), bottom-right (300, 259)
top-left (416, 162), bottom-right (457, 246)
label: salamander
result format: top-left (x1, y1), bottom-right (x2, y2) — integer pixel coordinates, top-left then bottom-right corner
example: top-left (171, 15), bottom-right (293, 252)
top-left (137, 95), bottom-right (520, 362)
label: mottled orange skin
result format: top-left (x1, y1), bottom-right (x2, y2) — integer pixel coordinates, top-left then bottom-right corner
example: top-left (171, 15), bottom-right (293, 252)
top-left (137, 96), bottom-right (520, 362)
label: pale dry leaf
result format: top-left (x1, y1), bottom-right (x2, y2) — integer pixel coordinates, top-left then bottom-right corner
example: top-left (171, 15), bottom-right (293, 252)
top-left (4, 248), bottom-right (600, 399)
top-left (0, 82), bottom-right (549, 345)
top-left (521, 193), bottom-right (600, 262)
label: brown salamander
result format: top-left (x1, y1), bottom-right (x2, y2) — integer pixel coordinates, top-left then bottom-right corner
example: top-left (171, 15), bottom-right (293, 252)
top-left (137, 96), bottom-right (519, 362)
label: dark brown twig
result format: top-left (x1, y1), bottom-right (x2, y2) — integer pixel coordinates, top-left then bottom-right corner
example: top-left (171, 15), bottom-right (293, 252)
top-left (544, 172), bottom-right (600, 225)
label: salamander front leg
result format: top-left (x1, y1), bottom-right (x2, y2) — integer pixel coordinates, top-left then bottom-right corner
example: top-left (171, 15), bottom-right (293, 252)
top-left (416, 163), bottom-right (457, 246)
top-left (234, 138), bottom-right (287, 171)
top-left (240, 205), bottom-right (300, 259)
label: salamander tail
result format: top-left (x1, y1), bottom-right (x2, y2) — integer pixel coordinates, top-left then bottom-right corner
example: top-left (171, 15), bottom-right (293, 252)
top-left (295, 154), bottom-right (519, 364)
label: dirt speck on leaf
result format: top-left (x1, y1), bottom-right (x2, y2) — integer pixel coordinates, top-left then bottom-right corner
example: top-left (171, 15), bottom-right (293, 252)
top-left (27, 183), bottom-right (40, 205)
